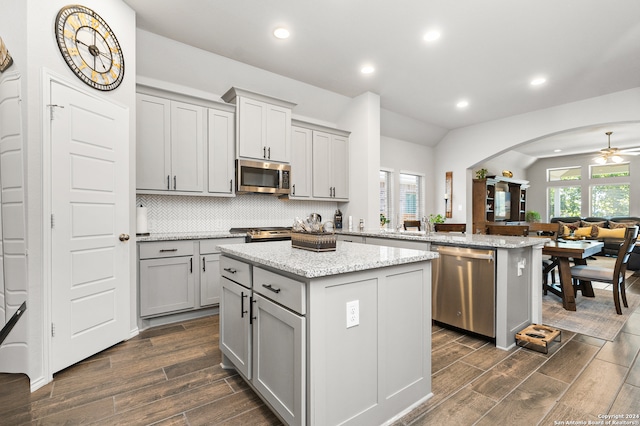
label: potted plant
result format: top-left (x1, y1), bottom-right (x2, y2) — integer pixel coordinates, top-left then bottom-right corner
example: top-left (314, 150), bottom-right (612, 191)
top-left (525, 210), bottom-right (541, 223)
top-left (475, 168), bottom-right (488, 180)
top-left (380, 213), bottom-right (390, 227)
top-left (429, 213), bottom-right (445, 224)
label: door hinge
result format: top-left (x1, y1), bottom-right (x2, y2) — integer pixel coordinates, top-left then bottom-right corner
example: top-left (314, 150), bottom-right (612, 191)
top-left (51, 213), bottom-right (55, 229)
top-left (47, 104), bottom-right (64, 121)
top-left (51, 323), bottom-right (55, 337)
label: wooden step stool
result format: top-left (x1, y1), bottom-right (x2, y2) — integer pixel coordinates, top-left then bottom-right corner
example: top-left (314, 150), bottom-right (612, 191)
top-left (515, 324), bottom-right (561, 354)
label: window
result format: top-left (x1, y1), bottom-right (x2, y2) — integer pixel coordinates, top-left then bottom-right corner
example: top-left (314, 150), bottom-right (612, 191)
top-left (548, 186), bottom-right (581, 219)
top-left (590, 163), bottom-right (630, 178)
top-left (379, 170), bottom-right (391, 228)
top-left (548, 167), bottom-right (581, 181)
top-left (591, 184), bottom-right (630, 216)
top-left (399, 173), bottom-right (422, 222)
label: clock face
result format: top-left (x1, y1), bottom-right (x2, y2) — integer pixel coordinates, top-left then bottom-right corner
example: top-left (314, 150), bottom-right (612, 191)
top-left (55, 5), bottom-right (125, 91)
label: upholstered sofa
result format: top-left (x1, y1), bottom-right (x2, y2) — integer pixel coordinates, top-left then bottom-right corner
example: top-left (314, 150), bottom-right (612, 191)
top-left (550, 216), bottom-right (640, 259)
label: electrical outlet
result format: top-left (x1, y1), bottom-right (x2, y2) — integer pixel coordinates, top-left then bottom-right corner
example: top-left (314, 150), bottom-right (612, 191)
top-left (346, 300), bottom-right (359, 328)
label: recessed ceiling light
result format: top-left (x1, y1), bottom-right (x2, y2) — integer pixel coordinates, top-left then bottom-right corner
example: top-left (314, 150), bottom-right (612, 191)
top-left (456, 100), bottom-right (469, 109)
top-left (273, 27), bottom-right (290, 39)
top-left (554, 149), bottom-right (562, 153)
top-left (361, 65), bottom-right (375, 74)
top-left (530, 77), bottom-right (547, 86)
top-left (423, 30), bottom-right (441, 42)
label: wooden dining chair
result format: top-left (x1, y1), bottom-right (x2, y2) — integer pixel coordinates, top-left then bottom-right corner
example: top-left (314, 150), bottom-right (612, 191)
top-left (485, 224), bottom-right (529, 237)
top-left (570, 225), bottom-right (639, 315)
top-left (403, 220), bottom-right (421, 231)
top-left (434, 223), bottom-right (466, 233)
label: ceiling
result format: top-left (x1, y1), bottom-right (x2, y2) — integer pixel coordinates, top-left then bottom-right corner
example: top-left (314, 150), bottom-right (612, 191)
top-left (123, 0), bottom-right (640, 154)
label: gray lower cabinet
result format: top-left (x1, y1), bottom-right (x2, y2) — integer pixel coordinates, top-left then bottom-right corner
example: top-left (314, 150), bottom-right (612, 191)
top-left (138, 238), bottom-right (244, 318)
top-left (220, 255), bottom-right (431, 425)
top-left (220, 259), bottom-right (305, 425)
top-left (139, 255), bottom-right (196, 317)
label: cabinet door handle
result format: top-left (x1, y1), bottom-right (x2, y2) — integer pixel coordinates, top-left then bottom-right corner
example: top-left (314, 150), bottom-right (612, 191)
top-left (263, 146), bottom-right (266, 158)
top-left (250, 296), bottom-right (256, 324)
top-left (329, 187), bottom-right (332, 197)
top-left (262, 284), bottom-right (281, 293)
top-left (241, 291), bottom-right (248, 318)
top-left (292, 184), bottom-right (295, 196)
top-left (332, 187), bottom-right (335, 197)
top-left (173, 175), bottom-right (177, 190)
top-left (159, 248), bottom-right (178, 252)
top-left (223, 267), bottom-right (237, 274)
top-left (267, 147), bottom-right (271, 159)
top-left (190, 257), bottom-right (193, 273)
top-left (167, 175), bottom-right (170, 190)
top-left (202, 257), bottom-right (205, 272)
top-left (230, 179), bottom-right (233, 192)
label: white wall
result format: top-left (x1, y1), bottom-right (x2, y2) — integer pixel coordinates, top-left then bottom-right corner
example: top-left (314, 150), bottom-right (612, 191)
top-left (434, 88), bottom-right (640, 225)
top-left (380, 136), bottom-right (435, 227)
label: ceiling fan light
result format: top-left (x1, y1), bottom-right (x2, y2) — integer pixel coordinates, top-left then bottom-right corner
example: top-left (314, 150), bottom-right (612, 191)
top-left (594, 156), bottom-right (607, 164)
top-left (611, 155), bottom-right (623, 163)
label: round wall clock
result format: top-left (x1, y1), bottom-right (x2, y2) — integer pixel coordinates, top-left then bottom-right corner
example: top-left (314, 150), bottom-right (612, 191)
top-left (55, 5), bottom-right (125, 91)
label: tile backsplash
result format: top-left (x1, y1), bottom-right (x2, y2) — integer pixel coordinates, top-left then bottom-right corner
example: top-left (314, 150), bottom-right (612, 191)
top-left (136, 194), bottom-right (339, 233)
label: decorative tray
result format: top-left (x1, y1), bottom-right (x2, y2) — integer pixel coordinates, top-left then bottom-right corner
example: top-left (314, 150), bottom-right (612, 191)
top-left (291, 231), bottom-right (336, 252)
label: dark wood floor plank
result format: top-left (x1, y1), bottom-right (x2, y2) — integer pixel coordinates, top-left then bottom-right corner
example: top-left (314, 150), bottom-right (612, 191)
top-left (31, 369), bottom-right (168, 420)
top-left (32, 396), bottom-right (115, 425)
top-left (431, 342), bottom-right (475, 374)
top-left (212, 404), bottom-right (283, 426)
top-left (537, 339), bottom-right (599, 383)
top-left (163, 354), bottom-right (221, 380)
top-left (114, 365), bottom-right (232, 413)
top-left (147, 413), bottom-right (189, 426)
top-left (409, 387), bottom-right (495, 426)
top-left (401, 360), bottom-right (485, 424)
top-left (139, 324), bottom-right (186, 339)
top-left (596, 331), bottom-right (640, 367)
top-left (559, 358), bottom-right (628, 417)
top-left (540, 401), bottom-right (601, 425)
top-left (475, 372), bottom-right (567, 426)
top-left (53, 356), bottom-right (112, 381)
top-left (100, 380), bottom-right (235, 425)
top-left (458, 342), bottom-right (516, 371)
top-left (609, 383), bottom-right (640, 416)
top-left (469, 350), bottom-right (548, 401)
top-left (184, 389), bottom-right (269, 425)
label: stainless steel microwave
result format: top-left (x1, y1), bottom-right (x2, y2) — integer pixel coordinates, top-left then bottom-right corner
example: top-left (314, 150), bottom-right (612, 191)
top-left (236, 159), bottom-right (291, 195)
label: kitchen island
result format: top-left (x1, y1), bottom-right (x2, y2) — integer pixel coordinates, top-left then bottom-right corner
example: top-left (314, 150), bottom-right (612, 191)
top-left (217, 240), bottom-right (437, 426)
top-left (338, 229), bottom-right (548, 350)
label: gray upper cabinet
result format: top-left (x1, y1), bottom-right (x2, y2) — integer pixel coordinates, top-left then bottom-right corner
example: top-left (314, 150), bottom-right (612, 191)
top-left (136, 93), bottom-right (205, 193)
top-left (290, 126), bottom-right (313, 198)
top-left (222, 87), bottom-right (296, 164)
top-left (207, 109), bottom-right (235, 196)
top-left (292, 120), bottom-right (350, 202)
top-left (312, 130), bottom-right (349, 201)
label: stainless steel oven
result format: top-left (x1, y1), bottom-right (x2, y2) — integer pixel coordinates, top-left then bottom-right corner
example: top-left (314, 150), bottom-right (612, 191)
top-left (236, 159), bottom-right (290, 195)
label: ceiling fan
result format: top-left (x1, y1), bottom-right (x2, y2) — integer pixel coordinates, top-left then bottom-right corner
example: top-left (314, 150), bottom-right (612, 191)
top-left (593, 131), bottom-right (640, 164)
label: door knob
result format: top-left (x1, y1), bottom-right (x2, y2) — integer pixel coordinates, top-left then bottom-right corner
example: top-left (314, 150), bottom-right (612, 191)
top-left (119, 233), bottom-right (130, 242)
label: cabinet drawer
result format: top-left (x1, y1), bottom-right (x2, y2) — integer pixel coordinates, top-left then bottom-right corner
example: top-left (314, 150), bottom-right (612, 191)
top-left (254, 267), bottom-right (306, 315)
top-left (220, 256), bottom-right (251, 288)
top-left (139, 240), bottom-right (194, 259)
top-left (200, 237), bottom-right (244, 254)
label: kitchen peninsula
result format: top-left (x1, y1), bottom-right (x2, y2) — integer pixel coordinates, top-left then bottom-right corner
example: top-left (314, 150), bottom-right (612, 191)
top-left (217, 240), bottom-right (436, 426)
top-left (338, 229), bottom-right (548, 350)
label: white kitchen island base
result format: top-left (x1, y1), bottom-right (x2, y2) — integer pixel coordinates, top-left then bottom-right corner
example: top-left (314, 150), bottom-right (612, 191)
top-left (218, 241), bottom-right (435, 426)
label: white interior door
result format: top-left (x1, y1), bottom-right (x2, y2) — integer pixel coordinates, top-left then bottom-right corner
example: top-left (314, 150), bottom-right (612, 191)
top-left (50, 81), bottom-right (129, 373)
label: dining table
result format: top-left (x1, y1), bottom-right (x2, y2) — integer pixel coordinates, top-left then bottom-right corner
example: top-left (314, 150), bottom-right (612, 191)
top-left (542, 239), bottom-right (604, 311)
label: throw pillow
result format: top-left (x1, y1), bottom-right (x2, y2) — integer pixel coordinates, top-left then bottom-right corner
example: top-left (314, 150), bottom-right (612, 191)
top-left (581, 220), bottom-right (605, 229)
top-left (590, 224), bottom-right (605, 238)
top-left (609, 220), bottom-right (637, 229)
top-left (574, 226), bottom-right (593, 238)
top-left (596, 227), bottom-right (626, 239)
top-left (558, 221), bottom-right (580, 235)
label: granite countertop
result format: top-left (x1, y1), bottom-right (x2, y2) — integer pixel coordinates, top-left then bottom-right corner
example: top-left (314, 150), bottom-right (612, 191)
top-left (218, 240), bottom-right (438, 279)
top-left (136, 231), bottom-right (246, 242)
top-left (338, 229), bottom-right (549, 248)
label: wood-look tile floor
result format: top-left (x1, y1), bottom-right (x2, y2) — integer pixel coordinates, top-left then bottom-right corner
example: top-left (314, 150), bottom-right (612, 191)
top-left (2, 274), bottom-right (640, 425)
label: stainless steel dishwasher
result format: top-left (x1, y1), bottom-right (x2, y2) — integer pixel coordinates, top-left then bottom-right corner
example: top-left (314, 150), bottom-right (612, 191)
top-left (431, 244), bottom-right (496, 338)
